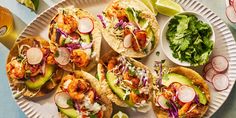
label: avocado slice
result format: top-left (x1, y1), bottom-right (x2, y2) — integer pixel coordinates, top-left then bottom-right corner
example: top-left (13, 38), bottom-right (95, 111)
top-left (25, 65), bottom-right (55, 90)
top-left (162, 73), bottom-right (207, 105)
top-left (106, 72), bottom-right (134, 106)
top-left (59, 107), bottom-right (78, 118)
top-left (97, 64), bottom-right (103, 80)
top-left (80, 33), bottom-right (90, 43)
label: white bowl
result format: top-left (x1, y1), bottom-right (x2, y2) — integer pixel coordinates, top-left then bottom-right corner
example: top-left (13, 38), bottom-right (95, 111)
top-left (161, 11), bottom-right (215, 66)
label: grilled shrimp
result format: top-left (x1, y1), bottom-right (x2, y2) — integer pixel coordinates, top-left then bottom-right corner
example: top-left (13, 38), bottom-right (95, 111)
top-left (57, 14), bottom-right (78, 34)
top-left (68, 79), bottom-right (88, 101)
top-left (6, 60), bottom-right (25, 79)
top-left (70, 49), bottom-right (90, 68)
top-left (107, 57), bottom-right (117, 71)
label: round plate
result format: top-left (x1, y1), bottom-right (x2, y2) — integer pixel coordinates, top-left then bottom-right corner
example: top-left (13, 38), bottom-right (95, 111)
top-left (9, 0), bottom-right (236, 118)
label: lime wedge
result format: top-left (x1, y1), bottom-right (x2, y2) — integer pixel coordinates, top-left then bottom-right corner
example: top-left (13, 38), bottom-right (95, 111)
top-left (16, 0), bottom-right (39, 11)
top-left (112, 111), bottom-right (129, 118)
top-left (155, 0), bottom-right (183, 16)
top-left (141, 0), bottom-right (158, 15)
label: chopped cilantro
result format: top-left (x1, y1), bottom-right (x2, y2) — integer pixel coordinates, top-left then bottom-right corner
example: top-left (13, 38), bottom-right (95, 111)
top-left (156, 51), bottom-right (160, 56)
top-left (66, 99), bottom-right (74, 107)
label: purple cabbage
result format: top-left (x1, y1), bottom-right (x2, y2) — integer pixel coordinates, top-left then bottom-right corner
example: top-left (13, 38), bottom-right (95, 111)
top-left (81, 42), bottom-right (93, 49)
top-left (194, 95), bottom-right (200, 104)
top-left (65, 43), bottom-right (81, 51)
top-left (97, 14), bottom-right (106, 28)
top-left (74, 102), bottom-right (80, 111)
top-left (114, 20), bottom-right (124, 29)
top-left (168, 100), bottom-right (179, 118)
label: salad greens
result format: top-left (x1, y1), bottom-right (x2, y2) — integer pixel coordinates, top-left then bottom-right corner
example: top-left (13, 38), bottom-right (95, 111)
top-left (166, 14), bottom-right (213, 66)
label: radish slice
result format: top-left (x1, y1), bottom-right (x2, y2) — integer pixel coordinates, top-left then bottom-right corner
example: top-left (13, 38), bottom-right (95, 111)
top-left (177, 86), bottom-right (196, 103)
top-left (26, 47), bottom-right (43, 65)
top-left (230, 0), bottom-right (234, 5)
top-left (78, 17), bottom-right (94, 34)
top-left (226, 6), bottom-right (236, 23)
top-left (211, 55), bottom-right (229, 72)
top-left (204, 62), bottom-right (213, 73)
top-left (212, 74), bottom-right (229, 91)
top-left (205, 68), bottom-right (217, 82)
top-left (157, 95), bottom-right (169, 109)
top-left (123, 34), bottom-right (132, 48)
top-left (55, 47), bottom-right (70, 66)
top-left (54, 92), bottom-right (71, 108)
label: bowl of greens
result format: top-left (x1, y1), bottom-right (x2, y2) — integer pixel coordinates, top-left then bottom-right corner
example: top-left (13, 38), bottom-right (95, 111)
top-left (161, 11), bottom-right (215, 66)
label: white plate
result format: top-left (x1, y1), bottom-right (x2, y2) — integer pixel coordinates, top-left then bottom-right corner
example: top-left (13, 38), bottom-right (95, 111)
top-left (10, 0), bottom-right (236, 118)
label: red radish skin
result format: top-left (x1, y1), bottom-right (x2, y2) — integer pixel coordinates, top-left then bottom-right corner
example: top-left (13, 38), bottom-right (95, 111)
top-left (204, 62), bottom-right (213, 73)
top-left (55, 47), bottom-right (70, 66)
top-left (177, 85), bottom-right (196, 103)
top-left (54, 92), bottom-right (71, 109)
top-left (157, 95), bottom-right (169, 109)
top-left (230, 0), bottom-right (234, 6)
top-left (212, 74), bottom-right (229, 91)
top-left (205, 68), bottom-right (218, 82)
top-left (211, 55), bottom-right (229, 73)
top-left (226, 6), bottom-right (236, 23)
top-left (78, 17), bottom-right (94, 34)
top-left (26, 47), bottom-right (43, 65)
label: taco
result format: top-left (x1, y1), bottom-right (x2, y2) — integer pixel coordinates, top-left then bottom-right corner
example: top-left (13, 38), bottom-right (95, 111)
top-left (6, 37), bottom-right (64, 98)
top-left (55, 71), bottom-right (112, 118)
top-left (152, 66), bottom-right (210, 118)
top-left (97, 51), bottom-right (153, 112)
top-left (48, 7), bottom-right (102, 72)
top-left (99, 0), bottom-right (159, 58)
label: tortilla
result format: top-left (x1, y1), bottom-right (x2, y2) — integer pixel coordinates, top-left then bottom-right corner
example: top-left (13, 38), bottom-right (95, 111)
top-left (6, 37), bottom-right (63, 98)
top-left (57, 71), bottom-right (112, 118)
top-left (48, 7), bottom-right (102, 72)
top-left (152, 66), bottom-right (210, 118)
top-left (98, 51), bottom-right (153, 110)
top-left (102, 0), bottom-right (159, 58)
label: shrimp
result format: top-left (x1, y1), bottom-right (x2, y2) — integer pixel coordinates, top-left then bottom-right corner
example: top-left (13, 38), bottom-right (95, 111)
top-left (6, 60), bottom-right (25, 79)
top-left (123, 71), bottom-right (140, 89)
top-left (132, 31), bottom-right (147, 51)
top-left (87, 89), bottom-right (95, 103)
top-left (68, 79), bottom-right (88, 101)
top-left (57, 14), bottom-right (78, 34)
top-left (130, 91), bottom-right (149, 104)
top-left (70, 49), bottom-right (89, 68)
top-left (107, 57), bottom-right (117, 71)
top-left (46, 53), bottom-right (57, 65)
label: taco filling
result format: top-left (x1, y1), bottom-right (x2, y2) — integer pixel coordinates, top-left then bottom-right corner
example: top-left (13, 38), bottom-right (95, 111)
top-left (100, 0), bottom-right (157, 55)
top-left (55, 74), bottom-right (106, 118)
top-left (49, 7), bottom-right (99, 69)
top-left (153, 65), bottom-right (209, 118)
top-left (98, 55), bottom-right (151, 111)
top-left (6, 37), bottom-right (61, 97)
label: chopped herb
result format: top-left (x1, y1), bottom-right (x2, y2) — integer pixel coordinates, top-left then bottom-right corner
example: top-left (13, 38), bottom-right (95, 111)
top-left (90, 114), bottom-right (97, 118)
top-left (16, 55), bottom-right (24, 62)
top-left (54, 51), bottom-right (59, 58)
top-left (129, 69), bottom-right (136, 76)
top-left (133, 90), bottom-right (140, 95)
top-left (156, 51), bottom-right (160, 56)
top-left (161, 60), bottom-right (166, 63)
top-left (66, 99), bottom-right (74, 107)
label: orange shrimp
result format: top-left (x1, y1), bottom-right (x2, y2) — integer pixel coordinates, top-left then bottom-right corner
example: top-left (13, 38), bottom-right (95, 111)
top-left (68, 79), bottom-right (88, 101)
top-left (6, 60), bottom-right (25, 79)
top-left (70, 49), bottom-right (90, 68)
top-left (107, 57), bottom-right (117, 71)
top-left (57, 14), bottom-right (78, 34)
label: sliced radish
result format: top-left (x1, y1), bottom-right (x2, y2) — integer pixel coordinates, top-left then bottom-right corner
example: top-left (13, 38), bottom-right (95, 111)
top-left (54, 92), bottom-right (71, 108)
top-left (212, 74), bottom-right (229, 91)
top-left (78, 17), bottom-right (94, 34)
top-left (123, 34), bottom-right (132, 48)
top-left (157, 95), bottom-right (169, 109)
top-left (230, 0), bottom-right (234, 6)
top-left (55, 47), bottom-right (70, 66)
top-left (204, 62), bottom-right (213, 73)
top-left (226, 6), bottom-right (236, 23)
top-left (26, 47), bottom-right (43, 65)
top-left (205, 68), bottom-right (217, 82)
top-left (211, 55), bottom-right (229, 72)
top-left (177, 85), bottom-right (196, 103)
